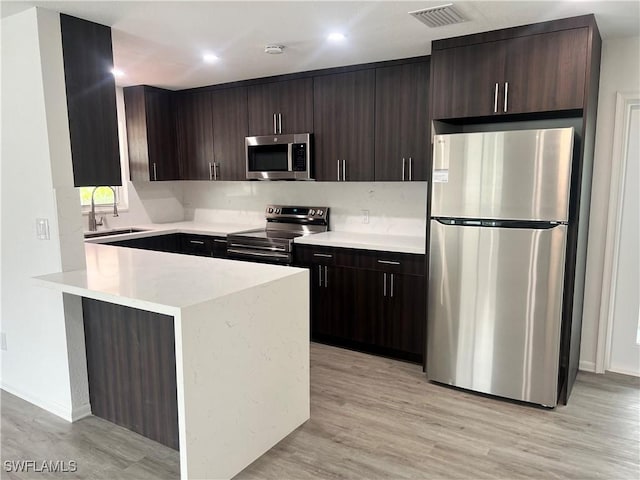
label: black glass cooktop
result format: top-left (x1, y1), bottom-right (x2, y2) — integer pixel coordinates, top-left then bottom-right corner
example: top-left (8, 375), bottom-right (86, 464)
top-left (230, 229), bottom-right (306, 241)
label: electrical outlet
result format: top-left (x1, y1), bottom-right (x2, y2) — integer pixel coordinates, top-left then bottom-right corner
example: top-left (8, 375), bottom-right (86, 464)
top-left (362, 209), bottom-right (370, 224)
top-left (1, 332), bottom-right (7, 351)
top-left (36, 218), bottom-right (50, 240)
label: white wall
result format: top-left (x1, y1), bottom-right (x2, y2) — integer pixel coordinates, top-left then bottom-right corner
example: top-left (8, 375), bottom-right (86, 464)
top-left (184, 181), bottom-right (428, 236)
top-left (580, 36), bottom-right (640, 371)
top-left (1, 8), bottom-right (89, 420)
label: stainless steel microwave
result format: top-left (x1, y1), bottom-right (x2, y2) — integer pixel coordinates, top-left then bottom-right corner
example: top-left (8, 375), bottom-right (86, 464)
top-left (245, 133), bottom-right (313, 180)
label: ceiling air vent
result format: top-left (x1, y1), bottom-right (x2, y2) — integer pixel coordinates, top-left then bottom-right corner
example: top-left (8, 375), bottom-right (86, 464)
top-left (409, 3), bottom-right (467, 28)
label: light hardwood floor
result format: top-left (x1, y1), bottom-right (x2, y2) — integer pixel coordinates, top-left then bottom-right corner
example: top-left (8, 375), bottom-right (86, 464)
top-left (2, 343), bottom-right (639, 479)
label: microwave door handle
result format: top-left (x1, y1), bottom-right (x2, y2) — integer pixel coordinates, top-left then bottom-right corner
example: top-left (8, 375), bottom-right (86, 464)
top-left (288, 142), bottom-right (293, 171)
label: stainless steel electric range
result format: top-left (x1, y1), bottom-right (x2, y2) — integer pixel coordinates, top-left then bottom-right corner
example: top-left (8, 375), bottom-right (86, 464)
top-left (226, 205), bottom-right (329, 265)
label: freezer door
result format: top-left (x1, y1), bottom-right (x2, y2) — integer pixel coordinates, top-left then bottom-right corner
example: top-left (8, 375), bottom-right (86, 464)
top-left (426, 220), bottom-right (567, 406)
top-left (432, 128), bottom-right (574, 222)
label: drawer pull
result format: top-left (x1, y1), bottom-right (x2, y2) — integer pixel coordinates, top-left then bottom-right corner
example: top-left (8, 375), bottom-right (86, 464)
top-left (313, 253), bottom-right (333, 258)
top-left (377, 260), bottom-right (400, 265)
top-left (213, 239), bottom-right (227, 243)
top-left (189, 240), bottom-right (205, 245)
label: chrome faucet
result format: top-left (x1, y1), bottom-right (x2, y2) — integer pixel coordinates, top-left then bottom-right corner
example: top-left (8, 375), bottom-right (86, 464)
top-left (88, 186), bottom-right (119, 231)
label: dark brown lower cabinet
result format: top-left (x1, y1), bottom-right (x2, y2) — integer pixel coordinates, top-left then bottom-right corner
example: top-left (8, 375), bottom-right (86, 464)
top-left (82, 298), bottom-right (179, 450)
top-left (297, 245), bottom-right (426, 363)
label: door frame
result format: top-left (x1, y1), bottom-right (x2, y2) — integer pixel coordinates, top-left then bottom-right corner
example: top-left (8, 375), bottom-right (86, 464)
top-left (595, 92), bottom-right (640, 373)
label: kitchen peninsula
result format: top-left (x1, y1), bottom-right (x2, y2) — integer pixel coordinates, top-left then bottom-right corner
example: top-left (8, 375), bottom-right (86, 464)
top-left (35, 243), bottom-right (310, 480)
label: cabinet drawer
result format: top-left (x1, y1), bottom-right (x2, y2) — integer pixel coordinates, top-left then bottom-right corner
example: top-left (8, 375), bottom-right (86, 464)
top-left (295, 245), bottom-right (425, 275)
top-left (211, 236), bottom-right (228, 258)
top-left (179, 234), bottom-right (213, 257)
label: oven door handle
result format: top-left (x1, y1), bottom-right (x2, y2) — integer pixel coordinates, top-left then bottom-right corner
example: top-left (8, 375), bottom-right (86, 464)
top-left (227, 248), bottom-right (290, 259)
top-left (228, 243), bottom-right (287, 252)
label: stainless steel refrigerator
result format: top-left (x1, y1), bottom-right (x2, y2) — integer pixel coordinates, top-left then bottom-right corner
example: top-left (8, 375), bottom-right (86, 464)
top-left (427, 127), bottom-right (575, 407)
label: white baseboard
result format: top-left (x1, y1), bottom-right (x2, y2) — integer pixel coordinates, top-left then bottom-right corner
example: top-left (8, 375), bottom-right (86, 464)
top-left (579, 360), bottom-right (596, 372)
top-left (71, 401), bottom-right (92, 421)
top-left (0, 382), bottom-right (90, 422)
top-left (606, 365), bottom-right (640, 377)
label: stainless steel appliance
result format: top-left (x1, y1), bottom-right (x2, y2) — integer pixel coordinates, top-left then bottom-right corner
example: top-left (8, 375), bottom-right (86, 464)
top-left (245, 134), bottom-right (313, 180)
top-left (227, 205), bottom-right (329, 264)
top-left (427, 128), bottom-right (575, 407)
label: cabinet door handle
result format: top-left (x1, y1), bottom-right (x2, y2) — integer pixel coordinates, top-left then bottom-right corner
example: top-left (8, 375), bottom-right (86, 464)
top-left (189, 240), bottom-right (205, 245)
top-left (402, 157), bottom-right (406, 181)
top-left (504, 82), bottom-right (509, 113)
top-left (390, 273), bottom-right (394, 298)
top-left (383, 273), bottom-right (387, 297)
top-left (278, 113), bottom-right (282, 134)
top-left (273, 113), bottom-right (277, 135)
top-left (318, 265), bottom-right (323, 287)
top-left (214, 162), bottom-right (219, 180)
top-left (342, 159), bottom-right (346, 181)
top-left (337, 159), bottom-right (341, 181)
top-left (493, 83), bottom-right (499, 113)
top-left (152, 162), bottom-right (157, 181)
top-left (213, 239), bottom-right (227, 244)
top-left (313, 253), bottom-right (333, 258)
top-left (377, 260), bottom-right (400, 265)
top-left (209, 162), bottom-right (213, 181)
top-left (324, 266), bottom-right (328, 288)
top-left (409, 157), bottom-right (413, 181)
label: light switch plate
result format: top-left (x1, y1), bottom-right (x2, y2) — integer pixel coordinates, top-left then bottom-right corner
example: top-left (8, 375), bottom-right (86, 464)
top-left (1, 332), bottom-right (7, 351)
top-left (362, 210), bottom-right (370, 224)
top-left (36, 218), bottom-right (50, 240)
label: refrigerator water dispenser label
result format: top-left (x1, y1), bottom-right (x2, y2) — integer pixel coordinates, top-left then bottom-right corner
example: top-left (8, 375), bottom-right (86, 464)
top-left (433, 169), bottom-right (449, 183)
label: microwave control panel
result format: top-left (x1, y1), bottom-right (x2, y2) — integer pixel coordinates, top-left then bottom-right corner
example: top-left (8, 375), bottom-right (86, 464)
top-left (292, 143), bottom-right (307, 171)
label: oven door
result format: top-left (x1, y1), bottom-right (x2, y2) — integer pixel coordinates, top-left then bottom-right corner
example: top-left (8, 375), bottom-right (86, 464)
top-left (227, 247), bottom-right (291, 265)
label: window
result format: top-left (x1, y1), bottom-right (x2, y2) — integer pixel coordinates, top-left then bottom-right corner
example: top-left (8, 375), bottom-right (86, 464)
top-left (79, 186), bottom-right (121, 208)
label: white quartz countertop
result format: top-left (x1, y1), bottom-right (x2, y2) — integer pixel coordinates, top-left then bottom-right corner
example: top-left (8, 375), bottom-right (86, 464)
top-left (35, 243), bottom-right (305, 315)
top-left (84, 221), bottom-right (262, 243)
top-left (294, 231), bottom-right (426, 255)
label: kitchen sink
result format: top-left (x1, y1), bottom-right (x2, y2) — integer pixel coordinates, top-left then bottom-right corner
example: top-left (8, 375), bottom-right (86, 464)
top-left (84, 228), bottom-right (149, 239)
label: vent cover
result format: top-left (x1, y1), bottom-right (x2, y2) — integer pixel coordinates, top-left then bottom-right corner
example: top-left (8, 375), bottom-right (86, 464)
top-left (409, 3), bottom-right (467, 28)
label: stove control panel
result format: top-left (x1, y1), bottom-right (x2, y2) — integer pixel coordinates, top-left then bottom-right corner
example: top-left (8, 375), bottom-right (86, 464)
top-left (265, 205), bottom-right (329, 224)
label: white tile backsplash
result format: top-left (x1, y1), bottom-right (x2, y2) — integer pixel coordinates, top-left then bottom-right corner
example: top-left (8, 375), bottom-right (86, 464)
top-left (182, 181), bottom-right (428, 236)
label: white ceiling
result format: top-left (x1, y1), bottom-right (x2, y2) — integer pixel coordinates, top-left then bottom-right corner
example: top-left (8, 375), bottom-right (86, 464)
top-left (2, 1), bottom-right (639, 90)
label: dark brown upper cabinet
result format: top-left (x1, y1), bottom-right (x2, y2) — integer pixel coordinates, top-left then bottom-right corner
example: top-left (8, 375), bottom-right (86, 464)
top-left (374, 61), bottom-right (430, 181)
top-left (247, 78), bottom-right (313, 135)
top-left (175, 91), bottom-right (214, 180)
top-left (60, 14), bottom-right (121, 187)
top-left (313, 70), bottom-right (375, 181)
top-left (431, 17), bottom-right (594, 120)
top-left (211, 87), bottom-right (249, 180)
top-left (124, 86), bottom-right (179, 181)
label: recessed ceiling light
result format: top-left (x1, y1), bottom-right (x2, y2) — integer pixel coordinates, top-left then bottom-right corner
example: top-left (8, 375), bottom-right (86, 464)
top-left (264, 45), bottom-right (285, 55)
top-left (203, 53), bottom-right (219, 63)
top-left (327, 32), bottom-right (346, 42)
top-left (111, 68), bottom-right (124, 77)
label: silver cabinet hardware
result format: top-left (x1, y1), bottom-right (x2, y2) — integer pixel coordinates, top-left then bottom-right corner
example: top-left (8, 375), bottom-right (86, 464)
top-left (409, 157), bottom-right (413, 181)
top-left (402, 157), bottom-right (406, 181)
top-left (209, 162), bottom-right (213, 181)
top-left (494, 83), bottom-right (499, 113)
top-left (324, 266), bottom-right (328, 287)
top-left (390, 273), bottom-right (394, 298)
top-left (342, 159), bottom-right (346, 181)
top-left (273, 113), bottom-right (277, 134)
top-left (152, 162), bottom-right (157, 181)
top-left (213, 239), bottom-right (227, 244)
top-left (318, 265), bottom-right (323, 287)
top-left (278, 113), bottom-right (282, 134)
top-left (189, 240), bottom-right (205, 245)
top-left (377, 259), bottom-right (400, 265)
top-left (214, 162), bottom-right (219, 180)
top-left (504, 82), bottom-right (509, 113)
top-left (313, 253), bottom-right (333, 258)
top-left (337, 159), bottom-right (341, 181)
top-left (383, 273), bottom-right (387, 297)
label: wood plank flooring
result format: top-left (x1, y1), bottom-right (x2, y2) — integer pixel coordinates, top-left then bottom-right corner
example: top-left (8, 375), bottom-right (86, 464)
top-left (2, 343), bottom-right (639, 479)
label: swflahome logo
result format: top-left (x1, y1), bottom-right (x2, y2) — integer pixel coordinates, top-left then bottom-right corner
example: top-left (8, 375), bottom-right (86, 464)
top-left (3, 460), bottom-right (77, 473)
